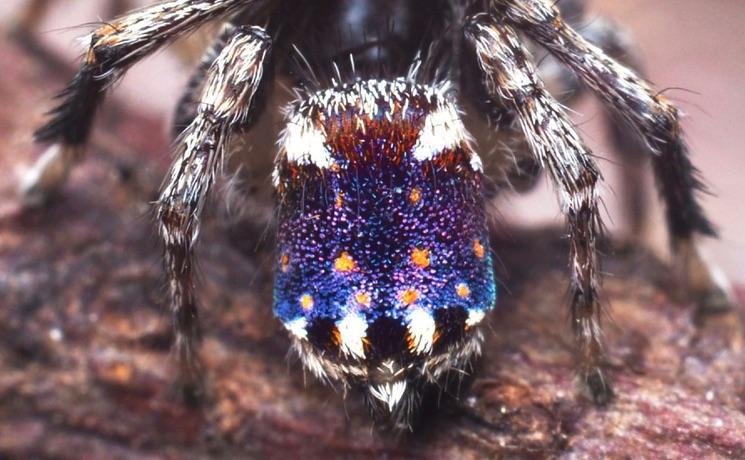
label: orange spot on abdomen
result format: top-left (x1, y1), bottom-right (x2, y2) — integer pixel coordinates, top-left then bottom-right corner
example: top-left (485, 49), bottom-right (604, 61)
top-left (409, 187), bottom-right (422, 204)
top-left (300, 294), bottom-right (314, 311)
top-left (473, 239), bottom-right (485, 259)
top-left (411, 248), bottom-right (431, 269)
top-left (334, 251), bottom-right (357, 272)
top-left (400, 288), bottom-right (420, 306)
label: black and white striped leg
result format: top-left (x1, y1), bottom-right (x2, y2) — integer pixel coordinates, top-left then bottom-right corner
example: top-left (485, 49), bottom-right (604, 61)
top-left (24, 0), bottom-right (252, 207)
top-left (498, 0), bottom-right (732, 312)
top-left (580, 17), bottom-right (651, 237)
top-left (172, 23), bottom-right (241, 139)
top-left (465, 14), bottom-right (611, 404)
top-left (548, 14), bottom-right (651, 236)
top-left (157, 25), bottom-right (271, 399)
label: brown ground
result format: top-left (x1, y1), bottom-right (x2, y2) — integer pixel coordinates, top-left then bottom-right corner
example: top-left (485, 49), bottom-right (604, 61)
top-left (1, 23), bottom-right (745, 459)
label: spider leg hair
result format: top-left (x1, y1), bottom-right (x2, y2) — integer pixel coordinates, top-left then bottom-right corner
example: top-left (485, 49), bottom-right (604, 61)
top-left (572, 17), bottom-right (651, 236)
top-left (542, 13), bottom-right (651, 237)
top-left (465, 14), bottom-right (612, 404)
top-left (23, 0), bottom-right (255, 206)
top-left (172, 22), bottom-right (242, 139)
top-left (497, 0), bottom-right (732, 312)
top-left (157, 25), bottom-right (271, 399)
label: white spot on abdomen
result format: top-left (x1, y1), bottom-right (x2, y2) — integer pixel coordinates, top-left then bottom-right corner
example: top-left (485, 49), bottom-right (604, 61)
top-left (411, 104), bottom-right (483, 172)
top-left (407, 308), bottom-right (436, 354)
top-left (466, 309), bottom-right (486, 328)
top-left (279, 113), bottom-right (335, 170)
top-left (284, 317), bottom-right (308, 340)
top-left (337, 312), bottom-right (368, 359)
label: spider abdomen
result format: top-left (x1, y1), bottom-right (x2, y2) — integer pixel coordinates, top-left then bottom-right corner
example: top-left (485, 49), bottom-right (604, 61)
top-left (272, 78), bottom-right (496, 419)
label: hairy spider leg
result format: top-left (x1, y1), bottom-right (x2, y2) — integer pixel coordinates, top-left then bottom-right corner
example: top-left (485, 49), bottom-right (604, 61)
top-left (24, 0), bottom-right (253, 207)
top-left (569, 16), bottom-right (650, 237)
top-left (530, 12), bottom-right (651, 226)
top-left (498, 0), bottom-right (732, 312)
top-left (455, 0), bottom-right (592, 198)
top-left (157, 25), bottom-right (271, 399)
top-left (171, 23), bottom-right (242, 139)
top-left (465, 14), bottom-right (610, 404)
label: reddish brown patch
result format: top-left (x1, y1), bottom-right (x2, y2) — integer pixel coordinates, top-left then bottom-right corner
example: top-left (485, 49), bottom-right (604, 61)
top-left (88, 24), bottom-right (123, 64)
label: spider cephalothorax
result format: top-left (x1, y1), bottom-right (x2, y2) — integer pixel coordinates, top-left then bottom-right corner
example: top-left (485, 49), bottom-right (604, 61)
top-left (273, 79), bottom-right (495, 420)
top-left (24, 0), bottom-right (731, 429)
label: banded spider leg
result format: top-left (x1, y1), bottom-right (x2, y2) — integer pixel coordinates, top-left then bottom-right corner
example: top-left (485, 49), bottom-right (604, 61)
top-left (157, 25), bottom-right (271, 397)
top-left (28, 0), bottom-right (272, 398)
top-left (465, 14), bottom-right (610, 402)
top-left (23, 0), bottom-right (252, 207)
top-left (498, 0), bottom-right (732, 312)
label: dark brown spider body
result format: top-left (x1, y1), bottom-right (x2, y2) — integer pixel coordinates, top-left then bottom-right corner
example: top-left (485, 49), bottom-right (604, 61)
top-left (272, 0), bottom-right (444, 74)
top-left (23, 0), bottom-right (732, 430)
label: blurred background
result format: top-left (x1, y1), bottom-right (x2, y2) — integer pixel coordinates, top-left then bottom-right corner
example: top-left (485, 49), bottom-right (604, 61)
top-left (0, 0), bottom-right (743, 282)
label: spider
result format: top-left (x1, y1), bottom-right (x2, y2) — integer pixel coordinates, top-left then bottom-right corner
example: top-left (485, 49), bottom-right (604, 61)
top-left (24, 0), bottom-right (732, 429)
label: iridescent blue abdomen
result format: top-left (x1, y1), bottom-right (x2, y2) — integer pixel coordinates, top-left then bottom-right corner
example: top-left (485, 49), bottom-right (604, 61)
top-left (272, 79), bottom-right (495, 415)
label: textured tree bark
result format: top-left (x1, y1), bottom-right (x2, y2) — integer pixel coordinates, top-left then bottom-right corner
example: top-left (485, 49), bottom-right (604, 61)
top-left (1, 37), bottom-right (744, 460)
